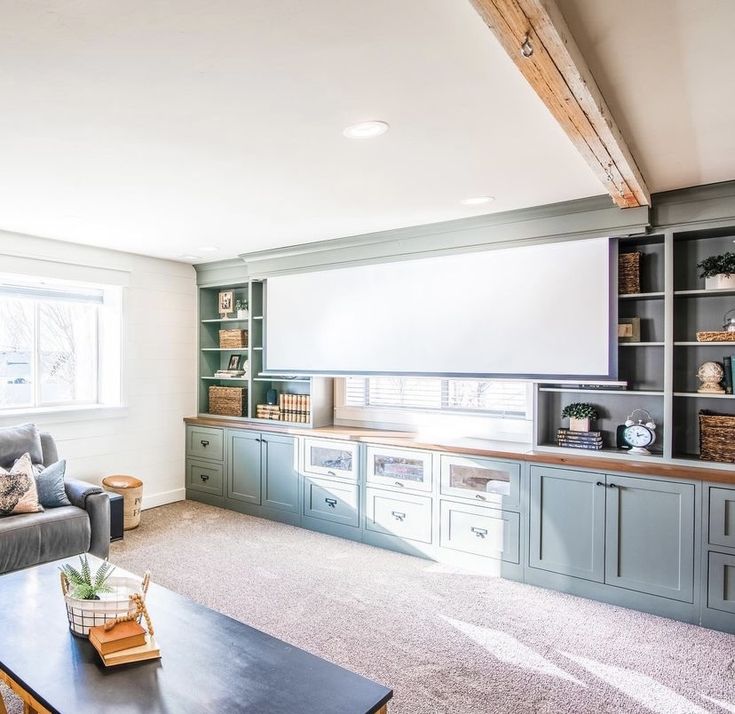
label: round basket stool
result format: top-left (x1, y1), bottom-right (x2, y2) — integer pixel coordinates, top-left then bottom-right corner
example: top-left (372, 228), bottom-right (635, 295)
top-left (102, 475), bottom-right (143, 530)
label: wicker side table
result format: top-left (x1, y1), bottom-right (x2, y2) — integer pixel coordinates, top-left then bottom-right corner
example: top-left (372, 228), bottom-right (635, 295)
top-left (102, 475), bottom-right (143, 530)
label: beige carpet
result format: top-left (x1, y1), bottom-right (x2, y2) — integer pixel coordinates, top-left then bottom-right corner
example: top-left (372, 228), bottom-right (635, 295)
top-left (5, 500), bottom-right (735, 713)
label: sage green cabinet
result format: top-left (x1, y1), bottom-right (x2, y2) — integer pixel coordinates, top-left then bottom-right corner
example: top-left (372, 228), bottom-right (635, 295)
top-left (228, 431), bottom-right (262, 505)
top-left (707, 551), bottom-right (735, 614)
top-left (529, 466), bottom-right (606, 582)
top-left (605, 474), bottom-right (694, 602)
top-left (186, 425), bottom-right (224, 462)
top-left (709, 487), bottom-right (735, 549)
top-left (186, 459), bottom-right (224, 496)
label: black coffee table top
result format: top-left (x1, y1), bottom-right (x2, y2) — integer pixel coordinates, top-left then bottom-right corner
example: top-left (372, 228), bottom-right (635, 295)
top-left (0, 558), bottom-right (392, 714)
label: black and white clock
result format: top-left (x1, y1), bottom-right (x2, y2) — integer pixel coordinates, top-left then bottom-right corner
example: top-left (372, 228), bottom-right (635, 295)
top-left (622, 409), bottom-right (657, 456)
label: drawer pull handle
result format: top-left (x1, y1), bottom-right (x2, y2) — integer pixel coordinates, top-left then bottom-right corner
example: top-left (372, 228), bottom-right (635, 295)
top-left (325, 498), bottom-right (338, 508)
top-left (475, 494), bottom-right (487, 501)
top-left (471, 527), bottom-right (488, 538)
top-left (391, 511), bottom-right (406, 522)
top-left (200, 440), bottom-right (209, 447)
top-left (394, 481), bottom-right (404, 488)
top-left (596, 481), bottom-right (605, 487)
top-left (327, 470), bottom-right (337, 477)
top-left (200, 474), bottom-right (210, 482)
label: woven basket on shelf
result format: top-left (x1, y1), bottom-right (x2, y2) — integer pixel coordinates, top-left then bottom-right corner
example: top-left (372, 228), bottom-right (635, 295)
top-left (696, 331), bottom-right (735, 342)
top-left (699, 411), bottom-right (735, 463)
top-left (219, 329), bottom-right (248, 348)
top-left (209, 386), bottom-right (246, 416)
top-left (61, 573), bottom-right (149, 637)
top-left (618, 251), bottom-right (641, 294)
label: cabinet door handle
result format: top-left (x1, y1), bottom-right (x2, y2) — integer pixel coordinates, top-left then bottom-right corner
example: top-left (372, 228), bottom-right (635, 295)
top-left (608, 483), bottom-right (618, 489)
top-left (471, 527), bottom-right (488, 538)
top-left (200, 474), bottom-right (210, 482)
top-left (596, 481), bottom-right (605, 487)
top-left (394, 481), bottom-right (404, 488)
top-left (325, 497), bottom-right (337, 508)
top-left (475, 494), bottom-right (487, 501)
top-left (391, 511), bottom-right (406, 522)
top-left (327, 470), bottom-right (337, 477)
top-left (200, 440), bottom-right (209, 447)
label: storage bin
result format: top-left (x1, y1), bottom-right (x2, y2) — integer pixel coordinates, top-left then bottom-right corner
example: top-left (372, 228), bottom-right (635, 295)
top-left (209, 386), bottom-right (247, 416)
top-left (219, 329), bottom-right (248, 348)
top-left (618, 251), bottom-right (641, 294)
top-left (700, 411), bottom-right (735, 463)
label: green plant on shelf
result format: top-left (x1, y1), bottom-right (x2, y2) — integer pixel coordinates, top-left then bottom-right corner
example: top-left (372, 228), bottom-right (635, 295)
top-left (561, 403), bottom-right (599, 420)
top-left (698, 252), bottom-right (735, 278)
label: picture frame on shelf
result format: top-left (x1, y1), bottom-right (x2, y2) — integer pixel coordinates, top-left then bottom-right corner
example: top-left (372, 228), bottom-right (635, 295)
top-left (227, 354), bottom-right (242, 371)
top-left (218, 290), bottom-right (234, 317)
top-left (618, 317), bottom-right (641, 343)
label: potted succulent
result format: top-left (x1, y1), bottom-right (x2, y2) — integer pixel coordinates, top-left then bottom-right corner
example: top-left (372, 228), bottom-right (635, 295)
top-left (235, 298), bottom-right (249, 319)
top-left (698, 252), bottom-right (735, 290)
top-left (562, 402), bottom-right (598, 432)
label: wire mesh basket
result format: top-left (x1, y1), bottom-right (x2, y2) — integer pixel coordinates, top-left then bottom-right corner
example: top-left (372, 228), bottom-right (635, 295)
top-left (60, 573), bottom-right (149, 637)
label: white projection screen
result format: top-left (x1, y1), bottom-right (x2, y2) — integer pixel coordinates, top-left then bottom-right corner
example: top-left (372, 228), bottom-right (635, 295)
top-left (265, 237), bottom-right (615, 379)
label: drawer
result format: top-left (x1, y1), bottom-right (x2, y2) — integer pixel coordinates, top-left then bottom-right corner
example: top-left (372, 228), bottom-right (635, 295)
top-left (440, 500), bottom-right (519, 563)
top-left (365, 488), bottom-right (432, 544)
top-left (366, 445), bottom-right (432, 492)
top-left (708, 551), bottom-right (735, 614)
top-left (440, 454), bottom-right (521, 509)
top-left (187, 459), bottom-right (224, 496)
top-left (303, 476), bottom-right (359, 527)
top-left (302, 438), bottom-right (359, 481)
top-left (709, 487), bottom-right (735, 548)
top-left (186, 426), bottom-right (224, 461)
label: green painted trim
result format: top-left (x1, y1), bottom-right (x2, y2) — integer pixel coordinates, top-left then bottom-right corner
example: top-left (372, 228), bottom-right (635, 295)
top-left (195, 258), bottom-right (248, 286)
top-left (652, 180), bottom-right (735, 229)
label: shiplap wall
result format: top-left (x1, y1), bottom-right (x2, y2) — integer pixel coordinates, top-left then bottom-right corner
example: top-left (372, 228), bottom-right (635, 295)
top-left (0, 230), bottom-right (197, 509)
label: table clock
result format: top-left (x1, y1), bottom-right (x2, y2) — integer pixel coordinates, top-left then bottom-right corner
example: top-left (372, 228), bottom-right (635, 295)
top-left (621, 409), bottom-right (657, 456)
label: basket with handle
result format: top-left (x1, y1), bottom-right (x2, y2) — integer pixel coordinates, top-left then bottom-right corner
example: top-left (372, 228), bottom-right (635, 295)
top-left (60, 570), bottom-right (151, 637)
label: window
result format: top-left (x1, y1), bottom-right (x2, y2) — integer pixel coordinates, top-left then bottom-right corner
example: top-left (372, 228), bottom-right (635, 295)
top-left (337, 376), bottom-right (533, 443)
top-left (0, 276), bottom-right (122, 411)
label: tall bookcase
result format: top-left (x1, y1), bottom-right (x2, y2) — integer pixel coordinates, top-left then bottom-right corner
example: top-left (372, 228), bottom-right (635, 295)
top-left (197, 279), bottom-right (333, 427)
top-left (535, 226), bottom-right (735, 469)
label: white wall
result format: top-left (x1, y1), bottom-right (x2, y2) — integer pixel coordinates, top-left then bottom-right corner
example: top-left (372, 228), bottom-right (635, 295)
top-left (0, 230), bottom-right (197, 509)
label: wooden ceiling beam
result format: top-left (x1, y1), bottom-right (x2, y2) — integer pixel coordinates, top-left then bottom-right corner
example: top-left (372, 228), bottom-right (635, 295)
top-left (469, 0), bottom-right (650, 208)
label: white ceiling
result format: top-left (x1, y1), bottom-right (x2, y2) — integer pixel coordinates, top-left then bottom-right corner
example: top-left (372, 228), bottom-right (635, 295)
top-left (0, 0), bottom-right (604, 262)
top-left (558, 0), bottom-right (735, 193)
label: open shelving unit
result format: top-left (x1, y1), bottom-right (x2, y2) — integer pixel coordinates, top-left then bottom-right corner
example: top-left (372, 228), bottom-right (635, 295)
top-left (197, 278), bottom-right (333, 427)
top-left (535, 224), bottom-right (735, 467)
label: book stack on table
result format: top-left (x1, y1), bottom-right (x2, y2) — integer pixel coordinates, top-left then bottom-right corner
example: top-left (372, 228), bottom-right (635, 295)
top-left (557, 428), bottom-right (603, 450)
top-left (89, 620), bottom-right (160, 667)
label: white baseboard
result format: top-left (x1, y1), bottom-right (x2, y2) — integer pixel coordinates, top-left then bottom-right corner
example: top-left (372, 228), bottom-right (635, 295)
top-left (142, 488), bottom-right (185, 510)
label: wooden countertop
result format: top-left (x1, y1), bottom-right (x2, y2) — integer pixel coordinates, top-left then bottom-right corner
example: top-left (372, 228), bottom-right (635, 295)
top-left (184, 416), bottom-right (735, 485)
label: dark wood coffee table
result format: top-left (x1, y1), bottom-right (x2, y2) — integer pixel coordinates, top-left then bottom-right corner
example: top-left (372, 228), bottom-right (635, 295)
top-left (0, 557), bottom-right (392, 714)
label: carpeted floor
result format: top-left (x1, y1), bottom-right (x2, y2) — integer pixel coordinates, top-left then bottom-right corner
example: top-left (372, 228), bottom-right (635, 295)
top-left (4, 500), bottom-right (735, 713)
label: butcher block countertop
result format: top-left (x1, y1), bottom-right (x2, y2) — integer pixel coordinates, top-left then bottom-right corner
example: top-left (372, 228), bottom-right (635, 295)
top-left (184, 416), bottom-right (735, 486)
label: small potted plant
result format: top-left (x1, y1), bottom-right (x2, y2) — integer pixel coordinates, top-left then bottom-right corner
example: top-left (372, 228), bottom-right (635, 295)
top-left (235, 298), bottom-right (249, 319)
top-left (562, 402), bottom-right (598, 432)
top-left (698, 252), bottom-right (735, 290)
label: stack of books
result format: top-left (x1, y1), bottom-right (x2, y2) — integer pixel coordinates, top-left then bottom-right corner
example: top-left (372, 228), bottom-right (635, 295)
top-left (256, 404), bottom-right (282, 420)
top-left (280, 394), bottom-right (311, 423)
top-left (214, 369), bottom-right (248, 379)
top-left (556, 428), bottom-right (603, 450)
top-left (88, 621), bottom-right (160, 667)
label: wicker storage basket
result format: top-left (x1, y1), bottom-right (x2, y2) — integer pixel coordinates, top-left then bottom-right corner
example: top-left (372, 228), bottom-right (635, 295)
top-left (618, 251), bottom-right (641, 294)
top-left (697, 331), bottom-right (735, 342)
top-left (61, 574), bottom-right (148, 637)
top-left (699, 411), bottom-right (735, 463)
top-left (219, 329), bottom-right (248, 348)
top-left (209, 386), bottom-right (246, 416)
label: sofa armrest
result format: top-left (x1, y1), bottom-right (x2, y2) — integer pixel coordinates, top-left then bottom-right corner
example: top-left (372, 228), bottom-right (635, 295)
top-left (64, 478), bottom-right (110, 560)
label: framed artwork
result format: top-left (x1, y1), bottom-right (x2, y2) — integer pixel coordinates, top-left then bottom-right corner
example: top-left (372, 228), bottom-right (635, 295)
top-left (227, 354), bottom-right (241, 371)
top-left (219, 291), bottom-right (234, 317)
top-left (618, 317), bottom-right (641, 343)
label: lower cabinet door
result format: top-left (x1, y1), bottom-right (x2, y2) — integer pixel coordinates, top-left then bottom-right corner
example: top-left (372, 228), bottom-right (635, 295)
top-left (262, 435), bottom-right (299, 513)
top-left (187, 459), bottom-right (224, 496)
top-left (708, 551), bottom-right (735, 614)
top-left (529, 466), bottom-right (605, 582)
top-left (228, 431), bottom-right (262, 505)
top-left (304, 477), bottom-right (359, 527)
top-left (440, 500), bottom-right (519, 563)
top-left (605, 474), bottom-right (695, 602)
top-left (365, 488), bottom-right (432, 544)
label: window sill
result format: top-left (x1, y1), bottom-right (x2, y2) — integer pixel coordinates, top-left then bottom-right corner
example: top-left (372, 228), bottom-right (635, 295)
top-left (0, 404), bottom-right (128, 425)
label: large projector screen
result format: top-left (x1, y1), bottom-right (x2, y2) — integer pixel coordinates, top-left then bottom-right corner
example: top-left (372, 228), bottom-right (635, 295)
top-left (265, 237), bottom-right (614, 379)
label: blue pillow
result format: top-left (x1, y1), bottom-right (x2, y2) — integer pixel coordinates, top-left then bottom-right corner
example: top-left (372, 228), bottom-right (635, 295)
top-left (35, 460), bottom-right (71, 508)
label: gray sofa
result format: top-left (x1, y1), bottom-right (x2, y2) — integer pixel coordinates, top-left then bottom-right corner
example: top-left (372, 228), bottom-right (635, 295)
top-left (0, 429), bottom-right (110, 574)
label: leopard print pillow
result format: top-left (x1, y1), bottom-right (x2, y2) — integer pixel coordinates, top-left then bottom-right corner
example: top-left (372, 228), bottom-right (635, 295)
top-left (0, 452), bottom-right (43, 515)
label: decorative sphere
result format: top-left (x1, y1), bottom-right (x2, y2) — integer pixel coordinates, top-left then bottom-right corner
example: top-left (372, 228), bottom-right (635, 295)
top-left (697, 361), bottom-right (725, 393)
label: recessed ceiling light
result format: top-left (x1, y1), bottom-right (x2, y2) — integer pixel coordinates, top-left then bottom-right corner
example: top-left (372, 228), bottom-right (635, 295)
top-left (197, 245), bottom-right (219, 252)
top-left (461, 196), bottom-right (495, 206)
top-left (180, 254), bottom-right (202, 261)
top-left (343, 121), bottom-right (390, 139)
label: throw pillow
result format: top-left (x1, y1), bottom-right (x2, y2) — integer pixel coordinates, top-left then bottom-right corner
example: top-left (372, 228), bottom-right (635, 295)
top-left (0, 423), bottom-right (44, 469)
top-left (0, 453), bottom-right (44, 515)
top-left (34, 460), bottom-right (71, 508)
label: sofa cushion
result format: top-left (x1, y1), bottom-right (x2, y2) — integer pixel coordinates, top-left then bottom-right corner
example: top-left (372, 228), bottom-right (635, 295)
top-left (0, 506), bottom-right (90, 573)
top-left (0, 453), bottom-right (43, 515)
top-left (0, 423), bottom-right (43, 468)
top-left (34, 460), bottom-right (72, 508)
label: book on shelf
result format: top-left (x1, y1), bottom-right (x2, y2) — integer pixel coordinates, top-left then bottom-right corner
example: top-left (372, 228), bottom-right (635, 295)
top-left (214, 369), bottom-right (248, 378)
top-left (556, 428), bottom-right (603, 450)
top-left (88, 620), bottom-right (147, 655)
top-left (96, 634), bottom-right (161, 667)
top-left (725, 356), bottom-right (734, 395)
